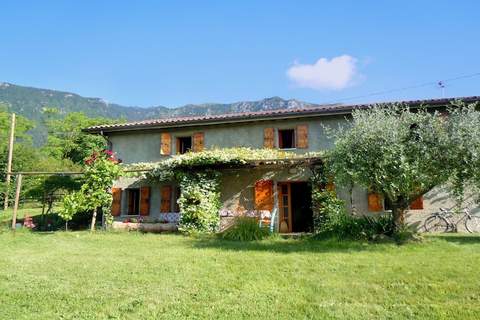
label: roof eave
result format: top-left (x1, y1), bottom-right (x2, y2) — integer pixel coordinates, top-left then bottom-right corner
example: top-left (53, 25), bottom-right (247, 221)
top-left (83, 108), bottom-right (354, 134)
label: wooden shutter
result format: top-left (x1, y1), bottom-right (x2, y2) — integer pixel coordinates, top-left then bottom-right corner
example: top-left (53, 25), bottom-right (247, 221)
top-left (111, 188), bottom-right (122, 216)
top-left (410, 196), bottom-right (424, 210)
top-left (368, 192), bottom-right (383, 212)
top-left (193, 132), bottom-right (204, 152)
top-left (264, 128), bottom-right (275, 148)
top-left (296, 125), bottom-right (308, 149)
top-left (254, 180), bottom-right (274, 211)
top-left (175, 137), bottom-right (181, 155)
top-left (326, 182), bottom-right (335, 192)
top-left (160, 185), bottom-right (172, 213)
top-left (160, 133), bottom-right (171, 155)
top-left (139, 187), bottom-right (150, 216)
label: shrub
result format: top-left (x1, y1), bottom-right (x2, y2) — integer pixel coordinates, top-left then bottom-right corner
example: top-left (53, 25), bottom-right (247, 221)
top-left (312, 189), bottom-right (350, 234)
top-left (32, 213), bottom-right (66, 231)
top-left (356, 215), bottom-right (396, 241)
top-left (312, 189), bottom-right (415, 242)
top-left (221, 217), bottom-right (270, 241)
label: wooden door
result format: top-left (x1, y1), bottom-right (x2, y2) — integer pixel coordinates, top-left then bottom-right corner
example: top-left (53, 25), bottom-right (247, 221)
top-left (278, 183), bottom-right (292, 233)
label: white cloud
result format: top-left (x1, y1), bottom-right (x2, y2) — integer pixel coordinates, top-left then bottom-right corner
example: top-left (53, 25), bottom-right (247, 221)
top-left (287, 55), bottom-right (360, 90)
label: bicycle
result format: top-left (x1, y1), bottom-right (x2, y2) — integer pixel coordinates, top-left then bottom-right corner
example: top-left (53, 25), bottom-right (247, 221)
top-left (424, 207), bottom-right (480, 233)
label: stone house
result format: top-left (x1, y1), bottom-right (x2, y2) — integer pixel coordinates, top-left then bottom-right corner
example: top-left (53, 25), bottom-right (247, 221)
top-left (84, 96), bottom-right (480, 232)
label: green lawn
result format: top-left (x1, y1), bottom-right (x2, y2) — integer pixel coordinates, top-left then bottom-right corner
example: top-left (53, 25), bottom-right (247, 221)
top-left (0, 232), bottom-right (479, 319)
top-left (0, 206), bottom-right (44, 225)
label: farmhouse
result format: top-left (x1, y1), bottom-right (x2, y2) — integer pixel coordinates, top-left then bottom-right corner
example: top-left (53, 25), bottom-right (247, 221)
top-left (85, 96), bottom-right (480, 233)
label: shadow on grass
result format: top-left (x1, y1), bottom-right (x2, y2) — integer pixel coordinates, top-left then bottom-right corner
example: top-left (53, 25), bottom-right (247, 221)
top-left (189, 236), bottom-right (395, 254)
top-left (427, 234), bottom-right (480, 245)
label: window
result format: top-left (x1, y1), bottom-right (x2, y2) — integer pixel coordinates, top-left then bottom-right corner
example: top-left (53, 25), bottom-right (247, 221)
top-left (176, 136), bottom-right (192, 154)
top-left (127, 189), bottom-right (140, 215)
top-left (278, 129), bottom-right (295, 149)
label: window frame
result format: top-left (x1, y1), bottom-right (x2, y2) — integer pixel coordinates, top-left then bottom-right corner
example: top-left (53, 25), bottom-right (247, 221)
top-left (176, 136), bottom-right (193, 154)
top-left (278, 128), bottom-right (296, 150)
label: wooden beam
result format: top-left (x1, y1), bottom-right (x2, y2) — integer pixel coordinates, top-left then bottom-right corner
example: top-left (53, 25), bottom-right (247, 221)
top-left (11, 174), bottom-right (22, 229)
top-left (3, 113), bottom-right (15, 210)
top-left (6, 168), bottom-right (153, 176)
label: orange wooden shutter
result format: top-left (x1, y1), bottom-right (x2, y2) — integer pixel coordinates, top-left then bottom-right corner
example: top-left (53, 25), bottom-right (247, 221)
top-left (193, 132), bottom-right (204, 152)
top-left (111, 188), bottom-right (122, 216)
top-left (160, 185), bottom-right (172, 213)
top-left (139, 187), bottom-right (150, 216)
top-left (410, 196), bottom-right (424, 210)
top-left (254, 180), bottom-right (274, 211)
top-left (368, 192), bottom-right (383, 212)
top-left (175, 137), bottom-right (181, 155)
top-left (264, 128), bottom-right (275, 148)
top-left (326, 182), bottom-right (335, 192)
top-left (160, 133), bottom-right (171, 155)
top-left (296, 125), bottom-right (308, 149)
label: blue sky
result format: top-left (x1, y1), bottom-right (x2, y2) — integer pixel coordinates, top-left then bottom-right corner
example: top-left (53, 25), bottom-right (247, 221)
top-left (1, 1), bottom-right (479, 107)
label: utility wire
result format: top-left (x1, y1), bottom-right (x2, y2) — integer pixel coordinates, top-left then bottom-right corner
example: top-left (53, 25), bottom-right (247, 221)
top-left (327, 72), bottom-right (480, 104)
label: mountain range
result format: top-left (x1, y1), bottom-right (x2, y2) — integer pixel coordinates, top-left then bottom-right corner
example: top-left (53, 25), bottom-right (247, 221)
top-left (0, 82), bottom-right (329, 145)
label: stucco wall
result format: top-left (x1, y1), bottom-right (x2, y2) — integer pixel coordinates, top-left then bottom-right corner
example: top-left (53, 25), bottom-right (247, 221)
top-left (108, 115), bottom-right (344, 164)
top-left (113, 171), bottom-right (480, 232)
top-left (114, 176), bottom-right (179, 219)
top-left (108, 115), bottom-right (479, 231)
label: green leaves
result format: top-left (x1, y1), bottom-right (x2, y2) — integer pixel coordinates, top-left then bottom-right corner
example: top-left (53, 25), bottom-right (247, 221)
top-left (60, 151), bottom-right (122, 222)
top-left (43, 112), bottom-right (116, 164)
top-left (141, 147), bottom-right (323, 234)
top-left (327, 101), bottom-right (480, 213)
top-left (177, 170), bottom-right (221, 233)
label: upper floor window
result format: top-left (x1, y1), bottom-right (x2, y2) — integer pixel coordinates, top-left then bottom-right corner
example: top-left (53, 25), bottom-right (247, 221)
top-left (278, 129), bottom-right (296, 149)
top-left (176, 136), bottom-right (192, 154)
top-left (161, 132), bottom-right (204, 155)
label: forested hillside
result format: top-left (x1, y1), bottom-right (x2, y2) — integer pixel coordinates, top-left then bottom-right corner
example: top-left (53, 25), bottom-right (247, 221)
top-left (0, 82), bottom-right (323, 145)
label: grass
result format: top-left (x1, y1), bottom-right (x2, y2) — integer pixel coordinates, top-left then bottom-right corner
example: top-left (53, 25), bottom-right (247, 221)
top-left (0, 206), bottom-right (46, 226)
top-left (0, 232), bottom-right (479, 319)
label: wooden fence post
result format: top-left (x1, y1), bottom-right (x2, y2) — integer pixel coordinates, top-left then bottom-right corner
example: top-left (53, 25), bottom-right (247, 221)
top-left (11, 174), bottom-right (22, 229)
top-left (3, 113), bottom-right (15, 211)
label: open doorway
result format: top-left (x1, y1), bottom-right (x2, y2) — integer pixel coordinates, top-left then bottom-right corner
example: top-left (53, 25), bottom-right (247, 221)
top-left (278, 182), bottom-right (313, 233)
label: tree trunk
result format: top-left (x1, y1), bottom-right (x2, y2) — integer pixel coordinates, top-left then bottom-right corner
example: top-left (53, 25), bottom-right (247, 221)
top-left (90, 208), bottom-right (97, 232)
top-left (391, 204), bottom-right (406, 231)
top-left (349, 182), bottom-right (355, 215)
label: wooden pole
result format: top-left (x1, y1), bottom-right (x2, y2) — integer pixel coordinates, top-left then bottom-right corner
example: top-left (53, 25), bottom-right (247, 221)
top-left (3, 113), bottom-right (15, 211)
top-left (11, 174), bottom-right (22, 229)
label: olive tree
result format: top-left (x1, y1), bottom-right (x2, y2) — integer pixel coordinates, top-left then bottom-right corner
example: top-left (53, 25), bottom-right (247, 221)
top-left (328, 101), bottom-right (480, 229)
top-left (447, 103), bottom-right (480, 207)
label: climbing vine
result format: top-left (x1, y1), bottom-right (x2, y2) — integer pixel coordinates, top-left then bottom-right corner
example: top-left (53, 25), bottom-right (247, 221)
top-left (130, 147), bottom-right (322, 233)
top-left (176, 170), bottom-right (221, 233)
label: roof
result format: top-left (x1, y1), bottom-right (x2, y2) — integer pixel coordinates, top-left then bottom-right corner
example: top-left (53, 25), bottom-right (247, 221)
top-left (84, 96), bottom-right (480, 134)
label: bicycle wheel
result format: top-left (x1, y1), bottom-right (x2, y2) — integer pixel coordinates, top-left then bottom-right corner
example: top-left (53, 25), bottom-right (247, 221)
top-left (465, 215), bottom-right (480, 233)
top-left (424, 215), bottom-right (449, 233)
